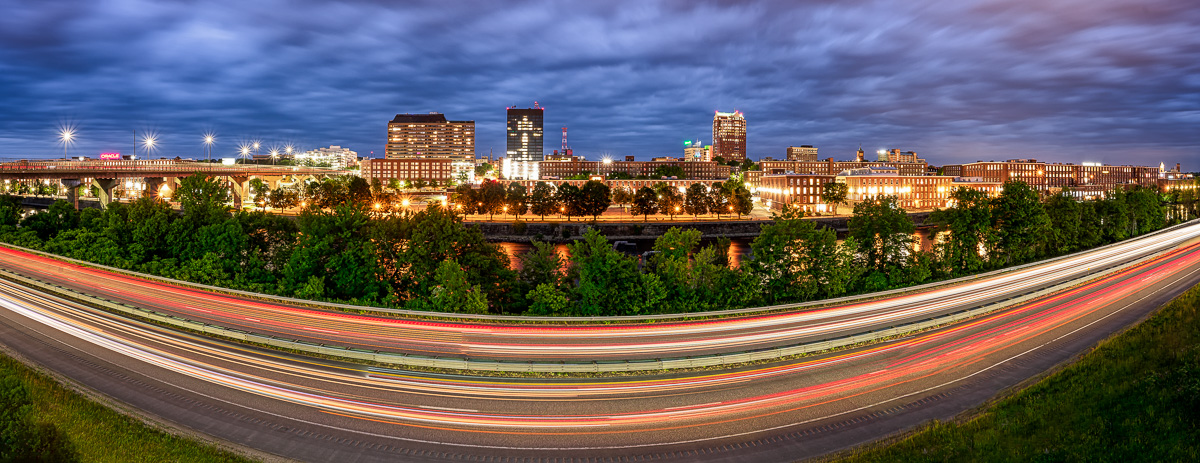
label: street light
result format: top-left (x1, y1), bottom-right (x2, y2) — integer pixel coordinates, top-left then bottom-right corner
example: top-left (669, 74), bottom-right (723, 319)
top-left (141, 133), bottom-right (157, 157)
top-left (269, 149), bottom-right (280, 165)
top-left (203, 132), bottom-right (216, 161)
top-left (57, 125), bottom-right (76, 158)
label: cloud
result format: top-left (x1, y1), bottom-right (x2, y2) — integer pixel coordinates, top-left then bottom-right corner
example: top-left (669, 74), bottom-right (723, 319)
top-left (0, 0), bottom-right (1196, 167)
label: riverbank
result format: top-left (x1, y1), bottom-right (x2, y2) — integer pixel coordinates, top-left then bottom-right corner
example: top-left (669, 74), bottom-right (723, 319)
top-left (835, 281), bottom-right (1200, 462)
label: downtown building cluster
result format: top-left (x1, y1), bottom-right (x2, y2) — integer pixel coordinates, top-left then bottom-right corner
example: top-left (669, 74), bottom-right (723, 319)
top-left (358, 104), bottom-right (1190, 214)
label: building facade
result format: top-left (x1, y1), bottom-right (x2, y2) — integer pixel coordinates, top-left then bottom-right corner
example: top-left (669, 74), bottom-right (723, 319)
top-left (295, 145), bottom-right (360, 170)
top-left (385, 113), bottom-right (474, 160)
top-left (361, 158), bottom-right (454, 184)
top-left (507, 106), bottom-right (544, 163)
top-left (942, 159), bottom-right (1161, 196)
top-left (712, 111), bottom-right (747, 162)
top-left (538, 159), bottom-right (732, 180)
top-left (786, 145), bottom-right (819, 161)
top-left (684, 140), bottom-right (713, 162)
top-left (756, 173), bottom-right (836, 212)
top-left (385, 113), bottom-right (474, 180)
top-left (755, 159), bottom-right (931, 179)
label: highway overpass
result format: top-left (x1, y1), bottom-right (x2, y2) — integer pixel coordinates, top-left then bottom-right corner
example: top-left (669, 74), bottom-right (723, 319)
top-left (0, 159), bottom-right (346, 208)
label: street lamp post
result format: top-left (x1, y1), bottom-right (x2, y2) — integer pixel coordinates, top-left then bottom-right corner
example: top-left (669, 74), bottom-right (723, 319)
top-left (58, 126), bottom-right (76, 158)
top-left (203, 133), bottom-right (216, 162)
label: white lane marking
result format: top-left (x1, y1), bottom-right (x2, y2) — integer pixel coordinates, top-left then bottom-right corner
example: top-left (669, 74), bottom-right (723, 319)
top-left (418, 405), bottom-right (480, 413)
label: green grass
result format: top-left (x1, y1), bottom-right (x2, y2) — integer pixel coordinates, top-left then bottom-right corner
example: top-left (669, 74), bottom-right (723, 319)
top-left (0, 352), bottom-right (256, 463)
top-left (839, 283), bottom-right (1200, 462)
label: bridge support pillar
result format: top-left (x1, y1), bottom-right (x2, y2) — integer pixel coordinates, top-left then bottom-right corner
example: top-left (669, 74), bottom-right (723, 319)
top-left (91, 178), bottom-right (119, 208)
top-left (60, 178), bottom-right (83, 210)
top-left (230, 176), bottom-right (249, 209)
top-left (163, 177), bottom-right (178, 200)
top-left (143, 177), bottom-right (164, 199)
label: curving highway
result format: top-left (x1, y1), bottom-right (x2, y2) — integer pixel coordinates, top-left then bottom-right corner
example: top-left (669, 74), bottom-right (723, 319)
top-left (0, 223), bottom-right (1199, 461)
top-left (2, 221), bottom-right (1200, 364)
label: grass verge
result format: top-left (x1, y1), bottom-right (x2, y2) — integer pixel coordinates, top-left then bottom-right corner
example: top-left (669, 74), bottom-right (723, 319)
top-left (0, 350), bottom-right (259, 463)
top-left (836, 282), bottom-right (1200, 462)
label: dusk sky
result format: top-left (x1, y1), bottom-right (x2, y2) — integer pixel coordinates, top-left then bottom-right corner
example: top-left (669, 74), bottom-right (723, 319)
top-left (1, 0), bottom-right (1197, 168)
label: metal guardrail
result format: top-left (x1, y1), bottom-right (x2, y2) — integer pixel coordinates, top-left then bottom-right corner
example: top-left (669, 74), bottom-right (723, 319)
top-left (0, 243), bottom-right (1167, 373)
top-left (3, 218), bottom-right (1195, 323)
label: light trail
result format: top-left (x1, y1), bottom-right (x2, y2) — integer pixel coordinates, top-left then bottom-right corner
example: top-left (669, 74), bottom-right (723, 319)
top-left (0, 242), bottom-right (1197, 439)
top-left (2, 222), bottom-right (1199, 362)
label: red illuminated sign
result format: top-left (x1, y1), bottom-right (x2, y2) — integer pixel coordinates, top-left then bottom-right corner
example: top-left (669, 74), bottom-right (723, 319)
top-left (99, 152), bottom-right (121, 160)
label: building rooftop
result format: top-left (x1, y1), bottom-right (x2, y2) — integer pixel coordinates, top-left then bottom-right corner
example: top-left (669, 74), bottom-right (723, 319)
top-left (391, 113), bottom-right (468, 123)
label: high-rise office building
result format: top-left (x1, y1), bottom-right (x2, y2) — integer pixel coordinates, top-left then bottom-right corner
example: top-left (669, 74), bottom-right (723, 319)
top-left (386, 113), bottom-right (475, 180)
top-left (712, 111), bottom-right (747, 162)
top-left (787, 145), bottom-right (818, 161)
top-left (506, 105), bottom-right (544, 162)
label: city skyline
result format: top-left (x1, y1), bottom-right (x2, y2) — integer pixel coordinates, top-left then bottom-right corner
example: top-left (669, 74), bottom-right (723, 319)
top-left (0, 1), bottom-right (1197, 167)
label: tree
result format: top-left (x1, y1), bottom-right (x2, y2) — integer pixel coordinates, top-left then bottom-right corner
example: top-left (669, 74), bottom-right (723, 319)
top-left (282, 203), bottom-right (386, 302)
top-left (684, 183), bottom-right (711, 218)
top-left (658, 184), bottom-right (683, 219)
top-left (821, 182), bottom-right (849, 215)
top-left (518, 240), bottom-right (562, 290)
top-left (652, 165), bottom-right (686, 179)
top-left (731, 185), bottom-right (753, 219)
top-left (709, 182), bottom-right (731, 218)
top-left (611, 186), bottom-right (634, 212)
top-left (347, 176), bottom-right (372, 205)
top-left (526, 282), bottom-right (571, 316)
top-left (175, 174), bottom-right (231, 225)
top-left (1043, 191), bottom-right (1082, 256)
top-left (269, 186), bottom-right (300, 210)
top-left (849, 195), bottom-right (915, 277)
top-left (429, 259), bottom-right (489, 314)
top-left (556, 183), bottom-right (582, 221)
top-left (579, 180), bottom-right (611, 220)
top-left (651, 227), bottom-right (754, 313)
top-left (929, 187), bottom-right (992, 274)
top-left (529, 182), bottom-right (558, 219)
top-left (0, 195), bottom-right (22, 227)
top-left (479, 180), bottom-right (506, 220)
top-left (505, 183), bottom-right (528, 219)
top-left (249, 178), bottom-right (271, 210)
top-left (567, 229), bottom-right (665, 315)
top-left (475, 162), bottom-right (493, 177)
top-left (21, 200), bottom-right (80, 240)
top-left (991, 180), bottom-right (1051, 265)
top-left (630, 186), bottom-right (659, 221)
top-left (747, 205), bottom-right (858, 304)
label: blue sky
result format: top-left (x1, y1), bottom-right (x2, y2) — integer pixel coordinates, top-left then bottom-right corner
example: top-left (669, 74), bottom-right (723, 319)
top-left (1, 0), bottom-right (1197, 168)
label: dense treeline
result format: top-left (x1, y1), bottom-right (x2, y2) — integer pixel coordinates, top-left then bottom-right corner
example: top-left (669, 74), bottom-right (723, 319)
top-left (0, 176), bottom-right (1183, 316)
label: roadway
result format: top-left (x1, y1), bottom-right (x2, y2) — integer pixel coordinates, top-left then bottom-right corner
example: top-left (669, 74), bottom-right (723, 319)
top-left (1, 221), bottom-right (1200, 363)
top-left (1, 233), bottom-right (1199, 461)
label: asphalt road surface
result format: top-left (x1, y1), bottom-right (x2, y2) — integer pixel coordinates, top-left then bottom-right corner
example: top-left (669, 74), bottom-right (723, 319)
top-left (1, 230), bottom-right (1199, 461)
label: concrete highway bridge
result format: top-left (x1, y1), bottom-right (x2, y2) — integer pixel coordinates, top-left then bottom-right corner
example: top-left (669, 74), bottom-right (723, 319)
top-left (0, 159), bottom-right (347, 208)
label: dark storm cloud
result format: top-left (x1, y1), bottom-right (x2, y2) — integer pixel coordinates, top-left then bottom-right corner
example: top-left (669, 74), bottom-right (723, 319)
top-left (0, 0), bottom-right (1197, 167)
